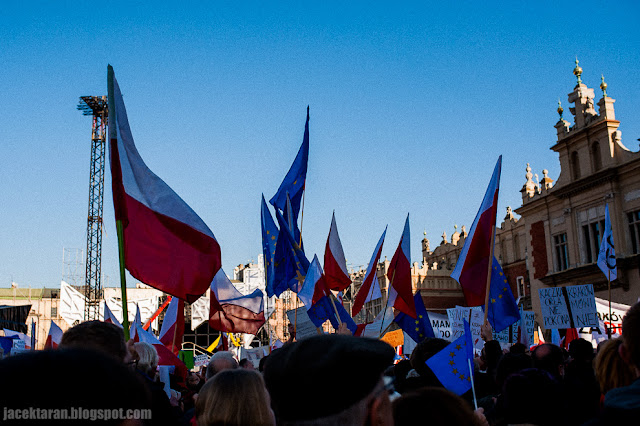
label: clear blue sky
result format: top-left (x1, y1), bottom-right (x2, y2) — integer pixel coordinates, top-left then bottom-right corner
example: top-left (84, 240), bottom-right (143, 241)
top-left (2, 1), bottom-right (639, 289)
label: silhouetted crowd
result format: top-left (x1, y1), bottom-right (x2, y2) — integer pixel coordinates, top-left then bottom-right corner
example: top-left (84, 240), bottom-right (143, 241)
top-left (1, 301), bottom-right (639, 425)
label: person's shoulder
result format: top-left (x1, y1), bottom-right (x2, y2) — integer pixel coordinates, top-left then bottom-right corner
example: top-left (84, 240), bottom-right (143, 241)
top-left (604, 378), bottom-right (640, 410)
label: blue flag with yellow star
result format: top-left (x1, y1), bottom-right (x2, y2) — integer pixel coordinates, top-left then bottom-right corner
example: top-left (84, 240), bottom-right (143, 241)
top-left (426, 319), bottom-right (474, 395)
top-left (484, 256), bottom-right (520, 333)
top-left (269, 107), bottom-right (309, 221)
top-left (394, 292), bottom-right (435, 344)
top-left (273, 205), bottom-right (310, 297)
top-left (261, 195), bottom-right (279, 298)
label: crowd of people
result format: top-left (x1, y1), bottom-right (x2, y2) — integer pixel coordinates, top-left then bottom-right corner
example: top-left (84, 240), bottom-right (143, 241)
top-left (1, 301), bottom-right (639, 425)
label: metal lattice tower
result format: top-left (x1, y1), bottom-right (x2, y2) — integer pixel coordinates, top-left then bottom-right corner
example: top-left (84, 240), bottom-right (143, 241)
top-left (77, 96), bottom-right (108, 320)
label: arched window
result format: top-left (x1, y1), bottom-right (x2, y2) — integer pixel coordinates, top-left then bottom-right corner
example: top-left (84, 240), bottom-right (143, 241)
top-left (572, 151), bottom-right (581, 180)
top-left (592, 142), bottom-right (602, 171)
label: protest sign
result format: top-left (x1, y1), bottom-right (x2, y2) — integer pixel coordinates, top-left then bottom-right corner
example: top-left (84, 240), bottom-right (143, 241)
top-left (539, 284), bottom-right (598, 329)
top-left (448, 306), bottom-right (483, 353)
top-left (286, 307), bottom-right (320, 340)
top-left (428, 312), bottom-right (452, 341)
top-left (577, 297), bottom-right (631, 347)
top-left (492, 311), bottom-right (535, 349)
top-left (240, 346), bottom-right (269, 367)
top-left (194, 354), bottom-right (209, 368)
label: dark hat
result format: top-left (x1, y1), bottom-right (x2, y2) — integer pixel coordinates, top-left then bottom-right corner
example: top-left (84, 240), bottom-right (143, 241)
top-left (263, 334), bottom-right (394, 422)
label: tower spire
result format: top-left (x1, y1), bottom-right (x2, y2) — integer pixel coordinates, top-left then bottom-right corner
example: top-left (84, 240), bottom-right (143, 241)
top-left (573, 57), bottom-right (583, 86)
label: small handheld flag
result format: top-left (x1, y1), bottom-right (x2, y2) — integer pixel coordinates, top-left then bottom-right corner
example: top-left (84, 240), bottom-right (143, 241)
top-left (426, 319), bottom-right (474, 395)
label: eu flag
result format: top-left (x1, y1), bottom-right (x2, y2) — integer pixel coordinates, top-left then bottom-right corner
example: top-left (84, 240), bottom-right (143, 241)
top-left (484, 256), bottom-right (520, 333)
top-left (394, 292), bottom-right (435, 344)
top-left (425, 320), bottom-right (474, 395)
top-left (261, 195), bottom-right (279, 297)
top-left (273, 206), bottom-right (309, 296)
top-left (270, 107), bottom-right (309, 221)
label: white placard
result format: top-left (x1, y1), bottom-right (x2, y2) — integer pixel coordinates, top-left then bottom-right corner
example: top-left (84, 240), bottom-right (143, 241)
top-left (539, 285), bottom-right (598, 329)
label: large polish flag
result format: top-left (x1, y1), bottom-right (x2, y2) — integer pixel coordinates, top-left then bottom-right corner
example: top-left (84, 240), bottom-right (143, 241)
top-left (44, 321), bottom-right (63, 349)
top-left (387, 214), bottom-right (416, 318)
top-left (103, 301), bottom-right (122, 328)
top-left (451, 156), bottom-right (502, 307)
top-left (324, 212), bottom-right (352, 292)
top-left (352, 227), bottom-right (387, 316)
top-left (158, 296), bottom-right (185, 355)
top-left (107, 65), bottom-right (221, 303)
top-left (209, 269), bottom-right (266, 335)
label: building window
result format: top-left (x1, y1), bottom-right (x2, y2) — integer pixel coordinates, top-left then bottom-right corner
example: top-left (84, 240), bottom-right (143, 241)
top-left (51, 306), bottom-right (57, 318)
top-left (582, 219), bottom-right (605, 263)
top-left (571, 151), bottom-right (581, 180)
top-left (628, 210), bottom-right (640, 254)
top-left (591, 142), bottom-right (602, 171)
top-left (516, 276), bottom-right (525, 299)
top-left (554, 233), bottom-right (569, 271)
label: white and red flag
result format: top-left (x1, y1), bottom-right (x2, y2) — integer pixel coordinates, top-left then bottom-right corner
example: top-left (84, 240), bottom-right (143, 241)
top-left (352, 227), bottom-right (387, 316)
top-left (159, 296), bottom-right (185, 355)
top-left (107, 66), bottom-right (221, 303)
top-left (387, 214), bottom-right (416, 318)
top-left (324, 212), bottom-right (351, 292)
top-left (451, 156), bottom-right (502, 307)
top-left (44, 321), bottom-right (63, 349)
top-left (129, 304), bottom-right (142, 342)
top-left (209, 269), bottom-right (265, 335)
top-left (103, 301), bottom-right (122, 328)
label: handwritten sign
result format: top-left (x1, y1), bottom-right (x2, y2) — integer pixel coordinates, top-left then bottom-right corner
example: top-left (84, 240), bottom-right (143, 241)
top-left (194, 354), bottom-right (209, 367)
top-left (578, 297), bottom-right (631, 347)
top-left (539, 285), bottom-right (598, 329)
top-left (286, 307), bottom-right (320, 340)
top-left (240, 346), bottom-right (268, 367)
top-left (447, 306), bottom-right (483, 353)
top-left (427, 312), bottom-right (452, 341)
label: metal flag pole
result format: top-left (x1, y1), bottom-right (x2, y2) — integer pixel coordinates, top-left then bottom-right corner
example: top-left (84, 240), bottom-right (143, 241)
top-left (608, 269), bottom-right (612, 339)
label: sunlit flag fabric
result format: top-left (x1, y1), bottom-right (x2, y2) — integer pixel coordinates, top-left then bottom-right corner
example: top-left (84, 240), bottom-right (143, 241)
top-left (159, 296), bottom-right (185, 355)
top-left (426, 319), bottom-right (474, 395)
top-left (273, 205), bottom-right (310, 296)
top-left (387, 214), bottom-right (416, 318)
top-left (261, 195), bottom-right (279, 297)
top-left (352, 227), bottom-right (386, 316)
top-left (44, 321), bottom-right (63, 349)
top-left (598, 203), bottom-right (617, 281)
top-left (451, 156), bottom-right (502, 307)
top-left (484, 256), bottom-right (520, 333)
top-left (3, 329), bottom-right (32, 350)
top-left (394, 292), bottom-right (436, 344)
top-left (324, 212), bottom-right (351, 292)
top-left (134, 323), bottom-right (188, 382)
top-left (107, 66), bottom-right (221, 303)
top-left (269, 107), bottom-right (309, 221)
top-left (298, 255), bottom-right (357, 334)
top-left (103, 301), bottom-right (122, 328)
top-left (209, 269), bottom-right (266, 335)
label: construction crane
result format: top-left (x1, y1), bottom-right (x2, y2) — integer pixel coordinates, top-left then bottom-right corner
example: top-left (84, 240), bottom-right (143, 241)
top-left (77, 96), bottom-right (108, 320)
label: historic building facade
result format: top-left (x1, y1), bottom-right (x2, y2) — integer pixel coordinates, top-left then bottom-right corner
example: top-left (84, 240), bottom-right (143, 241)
top-left (516, 62), bottom-right (640, 325)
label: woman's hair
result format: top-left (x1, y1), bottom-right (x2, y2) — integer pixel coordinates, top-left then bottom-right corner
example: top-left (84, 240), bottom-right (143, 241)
top-left (133, 342), bottom-right (158, 377)
top-left (196, 369), bottom-right (274, 426)
top-left (594, 338), bottom-right (634, 394)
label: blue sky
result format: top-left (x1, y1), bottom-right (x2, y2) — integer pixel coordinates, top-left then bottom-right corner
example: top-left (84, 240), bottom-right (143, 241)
top-left (1, 1), bottom-right (639, 288)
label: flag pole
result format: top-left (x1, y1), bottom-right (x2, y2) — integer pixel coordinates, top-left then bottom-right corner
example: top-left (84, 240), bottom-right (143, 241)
top-left (379, 269), bottom-right (396, 337)
top-left (468, 358), bottom-right (478, 410)
top-left (483, 225), bottom-right (496, 324)
top-left (108, 65), bottom-right (130, 340)
top-left (328, 291), bottom-right (343, 327)
top-left (608, 269), bottom-right (612, 339)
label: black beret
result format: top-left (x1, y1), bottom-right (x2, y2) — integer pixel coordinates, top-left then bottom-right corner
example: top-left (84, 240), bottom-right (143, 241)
top-left (263, 334), bottom-right (395, 422)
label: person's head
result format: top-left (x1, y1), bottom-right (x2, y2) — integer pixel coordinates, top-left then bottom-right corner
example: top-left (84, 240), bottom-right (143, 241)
top-left (495, 352), bottom-right (533, 390)
top-left (502, 368), bottom-right (563, 426)
top-left (133, 342), bottom-right (158, 377)
top-left (392, 387), bottom-right (481, 426)
top-left (264, 334), bottom-right (395, 425)
top-left (60, 321), bottom-right (128, 362)
top-left (205, 351), bottom-right (238, 380)
top-left (620, 301), bottom-right (640, 377)
top-left (239, 358), bottom-right (255, 370)
top-left (594, 338), bottom-right (634, 394)
top-left (509, 342), bottom-right (527, 355)
top-left (531, 343), bottom-right (565, 379)
top-left (196, 369), bottom-right (274, 426)
top-left (409, 337), bottom-right (449, 385)
top-left (568, 338), bottom-right (595, 364)
top-left (0, 347), bottom-right (150, 425)
top-left (186, 371), bottom-right (201, 390)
